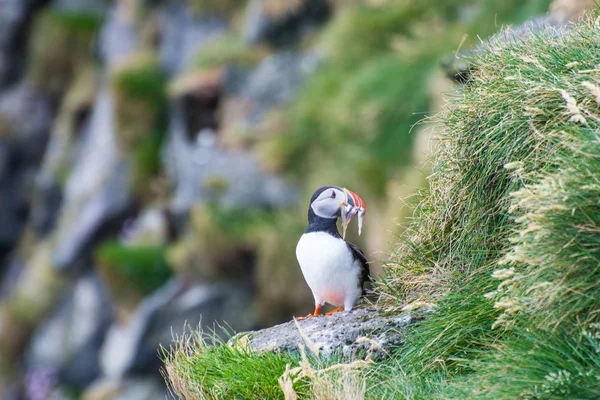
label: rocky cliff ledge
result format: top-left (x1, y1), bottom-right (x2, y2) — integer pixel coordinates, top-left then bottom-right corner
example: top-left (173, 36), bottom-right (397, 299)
top-left (234, 309), bottom-right (416, 359)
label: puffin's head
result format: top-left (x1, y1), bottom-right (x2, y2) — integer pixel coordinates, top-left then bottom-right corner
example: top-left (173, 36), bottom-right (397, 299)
top-left (309, 186), bottom-right (366, 239)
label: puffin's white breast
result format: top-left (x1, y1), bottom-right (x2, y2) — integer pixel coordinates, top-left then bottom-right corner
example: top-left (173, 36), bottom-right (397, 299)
top-left (296, 232), bottom-right (362, 308)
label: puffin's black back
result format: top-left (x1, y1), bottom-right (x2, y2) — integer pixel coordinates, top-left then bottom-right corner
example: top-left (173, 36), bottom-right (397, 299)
top-left (346, 241), bottom-right (370, 294)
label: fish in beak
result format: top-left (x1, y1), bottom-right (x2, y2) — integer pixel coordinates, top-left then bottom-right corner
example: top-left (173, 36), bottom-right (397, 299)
top-left (340, 188), bottom-right (366, 239)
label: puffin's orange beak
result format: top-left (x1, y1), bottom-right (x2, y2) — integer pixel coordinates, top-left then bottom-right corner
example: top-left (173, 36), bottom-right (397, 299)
top-left (340, 188), bottom-right (366, 239)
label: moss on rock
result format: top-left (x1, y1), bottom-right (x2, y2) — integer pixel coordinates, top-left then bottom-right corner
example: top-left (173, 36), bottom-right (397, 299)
top-left (194, 34), bottom-right (267, 71)
top-left (110, 52), bottom-right (167, 153)
top-left (163, 327), bottom-right (309, 399)
top-left (96, 241), bottom-right (172, 316)
top-left (28, 10), bottom-right (102, 96)
top-left (131, 131), bottom-right (164, 202)
top-left (167, 205), bottom-right (272, 281)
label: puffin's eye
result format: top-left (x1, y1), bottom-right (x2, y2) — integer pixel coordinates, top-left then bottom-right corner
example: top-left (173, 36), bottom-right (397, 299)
top-left (331, 191), bottom-right (336, 198)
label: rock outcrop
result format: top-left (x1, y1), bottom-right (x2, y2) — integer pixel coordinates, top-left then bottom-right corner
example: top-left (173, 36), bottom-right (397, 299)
top-left (234, 309), bottom-right (416, 359)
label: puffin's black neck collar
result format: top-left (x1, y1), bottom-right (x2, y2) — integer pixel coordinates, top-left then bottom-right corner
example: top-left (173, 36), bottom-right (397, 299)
top-left (306, 207), bottom-right (341, 238)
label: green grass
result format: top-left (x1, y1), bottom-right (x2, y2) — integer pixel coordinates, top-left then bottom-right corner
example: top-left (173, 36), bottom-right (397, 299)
top-left (111, 53), bottom-right (167, 152)
top-left (96, 241), bottom-right (172, 297)
top-left (162, 328), bottom-right (311, 399)
top-left (458, 325), bottom-right (600, 399)
top-left (131, 131), bottom-right (164, 200)
top-left (320, 3), bottom-right (424, 64)
top-left (42, 10), bottom-right (102, 34)
top-left (193, 34), bottom-right (264, 70)
top-left (492, 128), bottom-right (600, 332)
top-left (372, 11), bottom-right (600, 399)
top-left (113, 61), bottom-right (165, 103)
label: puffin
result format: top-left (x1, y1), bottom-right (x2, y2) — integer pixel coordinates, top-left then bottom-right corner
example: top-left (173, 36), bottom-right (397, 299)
top-left (296, 186), bottom-right (369, 319)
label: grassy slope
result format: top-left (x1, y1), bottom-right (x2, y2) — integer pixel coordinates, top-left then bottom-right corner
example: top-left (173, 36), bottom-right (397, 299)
top-left (374, 12), bottom-right (600, 399)
top-left (163, 330), bottom-right (306, 399)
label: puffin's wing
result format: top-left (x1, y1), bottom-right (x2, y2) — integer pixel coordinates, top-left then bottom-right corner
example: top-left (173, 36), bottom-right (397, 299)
top-left (346, 242), bottom-right (370, 294)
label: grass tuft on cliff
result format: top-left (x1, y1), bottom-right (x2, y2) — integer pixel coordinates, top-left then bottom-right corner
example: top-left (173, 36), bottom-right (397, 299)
top-left (162, 328), bottom-right (310, 399)
top-left (111, 52), bottom-right (167, 153)
top-left (193, 34), bottom-right (266, 70)
top-left (373, 11), bottom-right (600, 398)
top-left (96, 242), bottom-right (172, 305)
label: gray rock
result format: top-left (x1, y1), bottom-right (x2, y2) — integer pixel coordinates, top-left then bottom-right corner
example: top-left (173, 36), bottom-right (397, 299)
top-left (0, 83), bottom-right (52, 165)
top-left (52, 88), bottom-right (132, 270)
top-left (100, 279), bottom-right (255, 379)
top-left (83, 377), bottom-right (168, 400)
top-left (111, 378), bottom-right (168, 400)
top-left (28, 178), bottom-right (63, 236)
top-left (164, 102), bottom-right (296, 212)
top-left (54, 0), bottom-right (106, 14)
top-left (241, 51), bottom-right (320, 124)
top-left (244, 0), bottom-right (331, 47)
top-left (236, 309), bottom-right (415, 359)
top-left (0, 255), bottom-right (24, 299)
top-left (0, 84), bottom-right (52, 251)
top-left (0, 167), bottom-right (30, 251)
top-left (221, 64), bottom-right (251, 95)
top-left (0, 0), bottom-right (48, 87)
top-left (218, 51), bottom-right (320, 142)
top-left (25, 273), bottom-right (112, 389)
top-left (98, 4), bottom-right (138, 67)
top-left (119, 207), bottom-right (171, 246)
top-left (158, 4), bottom-right (227, 76)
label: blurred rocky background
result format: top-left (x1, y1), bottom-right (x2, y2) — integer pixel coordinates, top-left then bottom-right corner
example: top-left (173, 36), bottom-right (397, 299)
top-left (0, 0), bottom-right (589, 398)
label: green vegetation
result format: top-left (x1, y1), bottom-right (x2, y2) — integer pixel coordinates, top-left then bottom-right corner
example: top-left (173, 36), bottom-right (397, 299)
top-left (167, 204), bottom-right (275, 281)
top-left (372, 11), bottom-right (600, 399)
top-left (110, 53), bottom-right (167, 201)
top-left (28, 9), bottom-right (102, 95)
top-left (163, 323), bottom-right (370, 399)
top-left (96, 242), bottom-right (172, 302)
top-left (320, 4), bottom-right (423, 64)
top-left (131, 131), bottom-right (164, 200)
top-left (194, 34), bottom-right (265, 70)
top-left (163, 328), bottom-right (311, 399)
top-left (203, 205), bottom-right (276, 239)
top-left (111, 53), bottom-right (167, 153)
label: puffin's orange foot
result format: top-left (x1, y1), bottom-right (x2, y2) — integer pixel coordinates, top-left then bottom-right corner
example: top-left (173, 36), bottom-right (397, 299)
top-left (296, 305), bottom-right (322, 321)
top-left (324, 307), bottom-right (344, 316)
